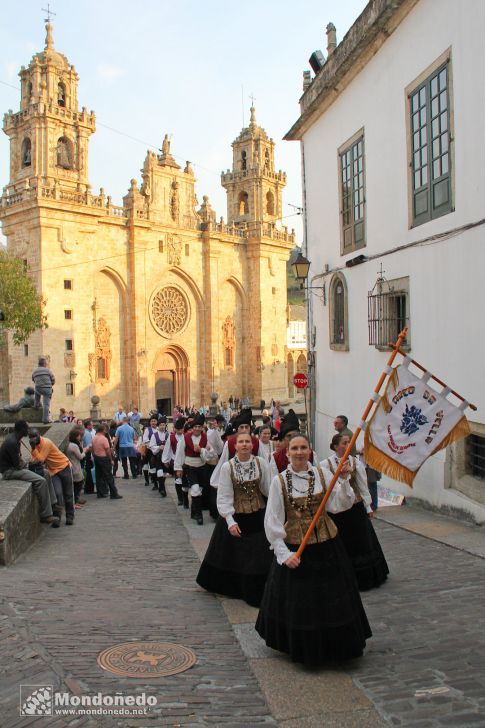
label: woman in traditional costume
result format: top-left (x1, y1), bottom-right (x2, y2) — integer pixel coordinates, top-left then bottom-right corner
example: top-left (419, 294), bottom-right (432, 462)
top-left (256, 434), bottom-right (371, 664)
top-left (257, 424), bottom-right (275, 463)
top-left (321, 433), bottom-right (389, 590)
top-left (196, 432), bottom-right (272, 607)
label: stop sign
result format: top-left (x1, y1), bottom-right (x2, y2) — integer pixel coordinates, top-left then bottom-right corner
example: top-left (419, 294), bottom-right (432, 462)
top-left (293, 372), bottom-right (308, 389)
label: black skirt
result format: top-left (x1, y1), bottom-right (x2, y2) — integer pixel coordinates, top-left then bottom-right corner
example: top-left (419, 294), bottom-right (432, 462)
top-left (196, 509), bottom-right (272, 607)
top-left (329, 501), bottom-right (389, 591)
top-left (255, 537), bottom-right (372, 664)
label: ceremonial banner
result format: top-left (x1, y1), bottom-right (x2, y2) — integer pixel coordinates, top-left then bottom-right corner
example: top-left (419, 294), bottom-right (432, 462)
top-left (364, 364), bottom-right (470, 486)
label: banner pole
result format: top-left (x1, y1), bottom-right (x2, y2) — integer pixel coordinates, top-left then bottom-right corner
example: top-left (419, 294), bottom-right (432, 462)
top-left (391, 347), bottom-right (477, 412)
top-left (295, 326), bottom-right (409, 560)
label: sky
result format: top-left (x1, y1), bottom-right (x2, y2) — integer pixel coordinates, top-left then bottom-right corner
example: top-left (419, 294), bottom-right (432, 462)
top-left (0, 0), bottom-right (368, 244)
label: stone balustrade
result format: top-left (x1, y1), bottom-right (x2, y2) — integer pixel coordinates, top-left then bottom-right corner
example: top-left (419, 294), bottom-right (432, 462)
top-left (3, 103), bottom-right (95, 130)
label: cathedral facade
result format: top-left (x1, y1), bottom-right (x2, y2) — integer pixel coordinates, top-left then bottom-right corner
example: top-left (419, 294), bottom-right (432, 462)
top-left (0, 23), bottom-right (295, 417)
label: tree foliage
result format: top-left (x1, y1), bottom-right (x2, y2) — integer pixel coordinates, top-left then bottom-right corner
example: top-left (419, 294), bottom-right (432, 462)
top-left (0, 250), bottom-right (47, 345)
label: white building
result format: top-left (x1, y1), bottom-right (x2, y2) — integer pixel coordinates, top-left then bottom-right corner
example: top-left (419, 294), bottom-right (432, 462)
top-left (286, 0), bottom-right (485, 521)
top-left (286, 305), bottom-right (307, 397)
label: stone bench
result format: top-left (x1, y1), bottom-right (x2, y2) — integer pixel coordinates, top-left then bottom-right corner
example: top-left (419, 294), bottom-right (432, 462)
top-left (0, 479), bottom-right (41, 566)
top-left (0, 423), bottom-right (72, 566)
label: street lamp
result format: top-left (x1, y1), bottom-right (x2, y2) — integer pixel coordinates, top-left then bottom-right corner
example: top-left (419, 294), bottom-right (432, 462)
top-left (291, 253), bottom-right (325, 293)
top-left (291, 252), bottom-right (311, 284)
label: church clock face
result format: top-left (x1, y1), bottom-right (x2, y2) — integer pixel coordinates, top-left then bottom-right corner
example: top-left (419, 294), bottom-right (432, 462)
top-left (149, 285), bottom-right (190, 338)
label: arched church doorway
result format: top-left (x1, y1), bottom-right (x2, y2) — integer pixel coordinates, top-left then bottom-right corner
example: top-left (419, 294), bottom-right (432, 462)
top-left (153, 346), bottom-right (189, 415)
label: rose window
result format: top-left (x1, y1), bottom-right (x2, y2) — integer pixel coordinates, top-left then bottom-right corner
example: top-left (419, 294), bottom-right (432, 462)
top-left (151, 286), bottom-right (189, 336)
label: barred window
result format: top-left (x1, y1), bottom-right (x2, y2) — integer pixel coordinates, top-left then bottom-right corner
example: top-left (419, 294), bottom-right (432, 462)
top-left (410, 61), bottom-right (452, 226)
top-left (329, 273), bottom-right (349, 351)
top-left (466, 435), bottom-right (485, 481)
top-left (66, 383), bottom-right (74, 396)
top-left (340, 133), bottom-right (365, 254)
top-left (368, 276), bottom-right (410, 349)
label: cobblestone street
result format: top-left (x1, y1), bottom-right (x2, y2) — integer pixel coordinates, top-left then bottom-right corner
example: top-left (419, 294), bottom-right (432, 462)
top-left (1, 476), bottom-right (485, 727)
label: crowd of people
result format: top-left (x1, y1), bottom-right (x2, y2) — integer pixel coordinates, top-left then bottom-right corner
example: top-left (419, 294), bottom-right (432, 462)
top-left (0, 387), bottom-right (387, 666)
top-left (132, 403), bottom-right (387, 665)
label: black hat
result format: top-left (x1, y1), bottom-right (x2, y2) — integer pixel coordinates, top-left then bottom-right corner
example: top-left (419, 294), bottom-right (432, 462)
top-left (215, 414), bottom-right (226, 424)
top-left (158, 415), bottom-right (167, 424)
top-left (192, 412), bottom-right (205, 427)
top-left (234, 408), bottom-right (252, 429)
top-left (279, 409), bottom-right (300, 440)
top-left (174, 417), bottom-right (186, 431)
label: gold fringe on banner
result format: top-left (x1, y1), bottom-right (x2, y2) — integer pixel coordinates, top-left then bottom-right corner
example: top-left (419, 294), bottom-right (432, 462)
top-left (431, 415), bottom-right (471, 456)
top-left (364, 437), bottom-right (415, 486)
top-left (364, 415), bottom-right (471, 487)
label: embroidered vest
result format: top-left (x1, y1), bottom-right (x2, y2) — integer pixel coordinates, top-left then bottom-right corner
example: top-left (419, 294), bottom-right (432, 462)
top-left (273, 447), bottom-right (314, 474)
top-left (153, 431), bottom-right (168, 447)
top-left (279, 467), bottom-right (338, 545)
top-left (229, 458), bottom-right (266, 514)
top-left (326, 456), bottom-right (361, 502)
top-left (227, 435), bottom-right (259, 458)
top-left (184, 431), bottom-right (208, 457)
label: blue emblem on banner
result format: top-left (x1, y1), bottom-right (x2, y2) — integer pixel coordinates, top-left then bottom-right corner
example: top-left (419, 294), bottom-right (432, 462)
top-left (400, 404), bottom-right (428, 437)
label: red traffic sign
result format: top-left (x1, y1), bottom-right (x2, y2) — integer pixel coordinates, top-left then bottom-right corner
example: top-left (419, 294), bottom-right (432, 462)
top-left (293, 372), bottom-right (308, 389)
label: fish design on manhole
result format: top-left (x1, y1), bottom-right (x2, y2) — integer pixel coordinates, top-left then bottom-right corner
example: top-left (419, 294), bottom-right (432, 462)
top-left (97, 642), bottom-right (196, 677)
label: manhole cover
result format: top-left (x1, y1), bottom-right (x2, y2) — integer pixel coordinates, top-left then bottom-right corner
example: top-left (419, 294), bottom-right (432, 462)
top-left (97, 641), bottom-right (196, 678)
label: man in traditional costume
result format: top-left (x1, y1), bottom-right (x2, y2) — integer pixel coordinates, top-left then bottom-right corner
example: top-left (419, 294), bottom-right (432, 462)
top-left (148, 418), bottom-right (169, 497)
top-left (203, 414), bottom-right (225, 519)
top-left (141, 416), bottom-right (159, 487)
top-left (174, 413), bottom-right (209, 525)
top-left (162, 417), bottom-right (188, 508)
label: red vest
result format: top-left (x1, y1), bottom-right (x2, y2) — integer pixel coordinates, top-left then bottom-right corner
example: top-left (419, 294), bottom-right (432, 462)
top-left (273, 447), bottom-right (314, 473)
top-left (227, 434), bottom-right (259, 458)
top-left (184, 431), bottom-right (207, 457)
top-left (170, 432), bottom-right (179, 454)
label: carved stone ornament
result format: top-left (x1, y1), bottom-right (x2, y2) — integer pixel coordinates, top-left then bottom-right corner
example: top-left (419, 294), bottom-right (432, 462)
top-left (222, 315), bottom-right (235, 348)
top-left (93, 317), bottom-right (112, 381)
top-left (167, 234), bottom-right (182, 266)
top-left (170, 179), bottom-right (179, 221)
top-left (150, 286), bottom-right (189, 337)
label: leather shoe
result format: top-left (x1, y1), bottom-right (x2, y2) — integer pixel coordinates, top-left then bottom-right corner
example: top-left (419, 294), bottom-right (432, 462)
top-left (110, 494), bottom-right (123, 499)
top-left (40, 515), bottom-right (60, 525)
top-left (97, 494), bottom-right (107, 499)
top-left (196, 515), bottom-right (203, 526)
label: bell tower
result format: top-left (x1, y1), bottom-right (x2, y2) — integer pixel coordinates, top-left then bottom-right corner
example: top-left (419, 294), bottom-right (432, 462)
top-left (3, 20), bottom-right (95, 192)
top-left (221, 106), bottom-right (286, 225)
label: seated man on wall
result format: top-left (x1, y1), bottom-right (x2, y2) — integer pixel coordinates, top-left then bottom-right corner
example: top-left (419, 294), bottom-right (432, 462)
top-left (3, 386), bottom-right (35, 412)
top-left (0, 420), bottom-right (60, 526)
top-left (29, 429), bottom-right (75, 526)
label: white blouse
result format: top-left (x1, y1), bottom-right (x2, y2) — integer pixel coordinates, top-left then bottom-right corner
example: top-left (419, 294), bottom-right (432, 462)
top-left (264, 464), bottom-right (355, 565)
top-left (217, 455), bottom-right (271, 529)
top-left (257, 439), bottom-right (275, 463)
top-left (320, 454), bottom-right (372, 513)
